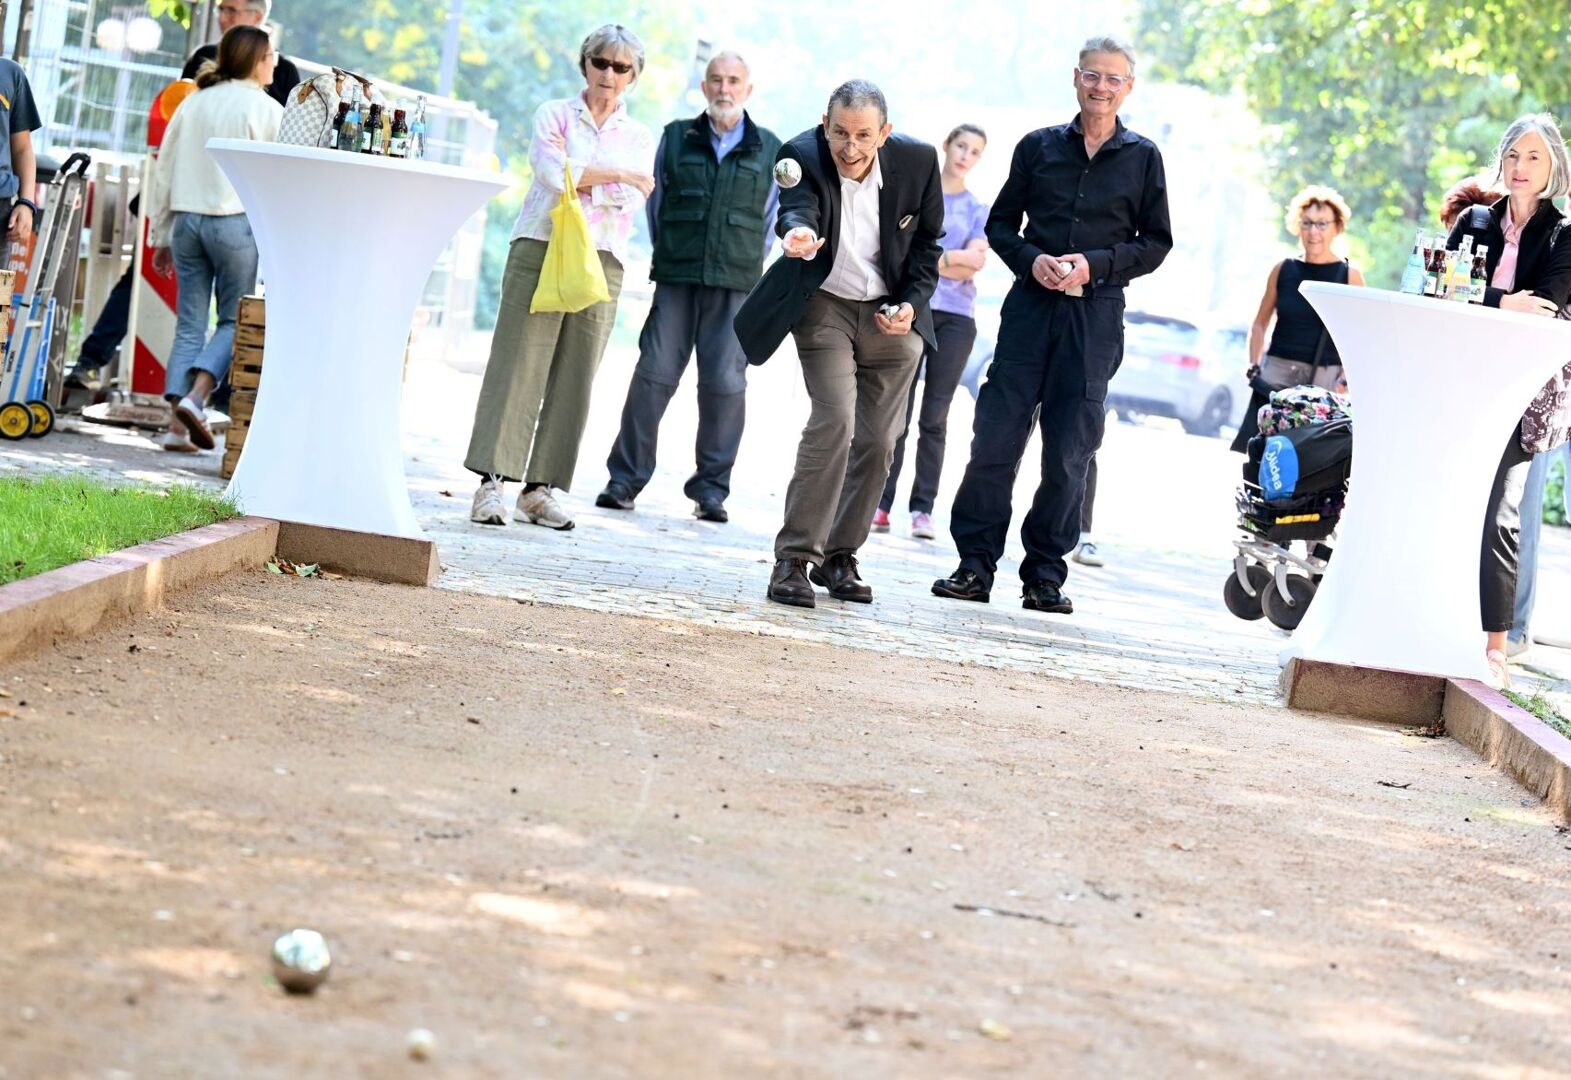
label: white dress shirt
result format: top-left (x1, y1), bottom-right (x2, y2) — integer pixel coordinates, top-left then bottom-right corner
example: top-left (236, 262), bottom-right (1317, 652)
top-left (818, 152), bottom-right (888, 301)
top-left (145, 78), bottom-right (282, 247)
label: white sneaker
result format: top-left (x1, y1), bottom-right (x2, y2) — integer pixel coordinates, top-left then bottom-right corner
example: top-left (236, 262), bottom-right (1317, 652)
top-left (1071, 540), bottom-right (1105, 567)
top-left (174, 396), bottom-right (215, 450)
top-left (155, 429), bottom-right (199, 453)
top-left (516, 486), bottom-right (575, 530)
top-left (470, 479), bottom-right (508, 525)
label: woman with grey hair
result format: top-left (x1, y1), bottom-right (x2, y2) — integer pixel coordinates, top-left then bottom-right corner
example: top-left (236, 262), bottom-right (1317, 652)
top-left (1443, 112), bottom-right (1571, 684)
top-left (464, 23), bottom-right (655, 530)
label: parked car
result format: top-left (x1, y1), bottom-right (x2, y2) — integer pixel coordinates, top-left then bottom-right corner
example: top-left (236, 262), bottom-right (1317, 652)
top-left (960, 299), bottom-right (1247, 439)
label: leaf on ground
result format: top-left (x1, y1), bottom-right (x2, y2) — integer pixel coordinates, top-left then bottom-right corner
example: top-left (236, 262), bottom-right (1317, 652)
top-left (1376, 780), bottom-right (1412, 789)
top-left (265, 561), bottom-right (284, 574)
top-left (296, 563), bottom-right (319, 578)
top-left (439, 490), bottom-right (454, 497)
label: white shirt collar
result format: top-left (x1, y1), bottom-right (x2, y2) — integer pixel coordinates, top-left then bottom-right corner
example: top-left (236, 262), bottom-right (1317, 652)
top-left (573, 90), bottom-right (626, 130)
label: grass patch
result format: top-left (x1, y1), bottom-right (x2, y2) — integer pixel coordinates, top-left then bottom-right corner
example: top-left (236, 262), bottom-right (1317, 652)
top-left (0, 474), bottom-right (238, 584)
top-left (1503, 689), bottom-right (1571, 741)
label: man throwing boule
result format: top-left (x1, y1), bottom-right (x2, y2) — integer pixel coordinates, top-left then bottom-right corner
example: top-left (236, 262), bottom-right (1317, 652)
top-left (733, 78), bottom-right (943, 608)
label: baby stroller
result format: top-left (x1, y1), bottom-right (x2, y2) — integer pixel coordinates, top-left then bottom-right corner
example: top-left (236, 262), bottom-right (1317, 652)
top-left (1223, 386), bottom-right (1352, 630)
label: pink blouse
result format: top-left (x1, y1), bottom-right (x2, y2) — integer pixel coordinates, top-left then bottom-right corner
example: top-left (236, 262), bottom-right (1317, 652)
top-left (1491, 204), bottom-right (1526, 292)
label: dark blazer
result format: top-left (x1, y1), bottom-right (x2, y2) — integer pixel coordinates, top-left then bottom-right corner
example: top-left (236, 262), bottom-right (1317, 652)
top-left (733, 127), bottom-right (944, 365)
top-left (1447, 197), bottom-right (1571, 309)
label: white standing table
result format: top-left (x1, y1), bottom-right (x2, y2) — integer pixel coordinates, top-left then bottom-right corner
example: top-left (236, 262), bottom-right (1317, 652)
top-left (207, 139), bottom-right (510, 538)
top-left (1283, 283), bottom-right (1571, 681)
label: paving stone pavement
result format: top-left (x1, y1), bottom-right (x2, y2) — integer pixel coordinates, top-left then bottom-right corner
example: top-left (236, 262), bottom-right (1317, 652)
top-left (12, 315), bottom-right (1571, 709)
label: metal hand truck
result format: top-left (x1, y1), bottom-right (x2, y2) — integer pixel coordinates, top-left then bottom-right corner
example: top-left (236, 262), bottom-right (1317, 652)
top-left (0, 152), bottom-right (91, 440)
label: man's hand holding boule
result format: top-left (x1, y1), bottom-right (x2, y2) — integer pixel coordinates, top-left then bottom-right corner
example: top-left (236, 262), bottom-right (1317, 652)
top-left (874, 302), bottom-right (915, 335)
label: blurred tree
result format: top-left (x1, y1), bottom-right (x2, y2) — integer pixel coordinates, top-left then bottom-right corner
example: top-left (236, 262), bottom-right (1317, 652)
top-left (1135, 0), bottom-right (1571, 286)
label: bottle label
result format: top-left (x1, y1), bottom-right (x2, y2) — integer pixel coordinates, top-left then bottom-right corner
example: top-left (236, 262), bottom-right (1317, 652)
top-left (390, 135), bottom-right (408, 158)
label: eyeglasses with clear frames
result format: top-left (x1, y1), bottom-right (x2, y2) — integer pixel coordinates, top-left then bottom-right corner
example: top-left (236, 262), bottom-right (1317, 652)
top-left (826, 132), bottom-right (880, 150)
top-left (1299, 219), bottom-right (1336, 232)
top-left (1076, 69), bottom-right (1130, 91)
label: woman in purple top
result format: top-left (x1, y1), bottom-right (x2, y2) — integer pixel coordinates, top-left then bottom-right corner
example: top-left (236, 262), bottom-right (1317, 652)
top-left (873, 124), bottom-right (990, 539)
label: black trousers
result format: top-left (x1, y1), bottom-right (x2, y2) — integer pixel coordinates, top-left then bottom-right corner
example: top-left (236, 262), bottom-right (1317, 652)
top-left (949, 284), bottom-right (1124, 590)
top-left (1081, 453), bottom-right (1097, 534)
top-left (880, 309), bottom-right (977, 515)
top-left (72, 265), bottom-right (134, 375)
top-left (605, 282), bottom-right (749, 504)
top-left (1480, 427), bottom-right (1535, 633)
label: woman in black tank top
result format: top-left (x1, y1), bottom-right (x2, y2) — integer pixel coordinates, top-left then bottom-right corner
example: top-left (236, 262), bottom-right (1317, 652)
top-left (1230, 187), bottom-right (1366, 453)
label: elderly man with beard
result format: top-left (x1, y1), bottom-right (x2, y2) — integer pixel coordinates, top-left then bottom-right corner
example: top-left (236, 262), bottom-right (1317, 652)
top-left (596, 51), bottom-right (780, 523)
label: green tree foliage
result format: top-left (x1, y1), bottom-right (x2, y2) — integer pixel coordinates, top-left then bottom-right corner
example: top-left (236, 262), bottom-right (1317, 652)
top-left (1135, 0), bottom-right (1571, 285)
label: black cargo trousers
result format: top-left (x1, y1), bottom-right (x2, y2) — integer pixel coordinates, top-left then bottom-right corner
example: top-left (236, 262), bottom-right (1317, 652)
top-left (948, 280), bottom-right (1124, 591)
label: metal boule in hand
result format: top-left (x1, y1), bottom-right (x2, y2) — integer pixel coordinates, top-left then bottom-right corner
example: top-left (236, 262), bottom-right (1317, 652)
top-left (271, 928), bottom-right (332, 994)
top-left (773, 158), bottom-right (801, 188)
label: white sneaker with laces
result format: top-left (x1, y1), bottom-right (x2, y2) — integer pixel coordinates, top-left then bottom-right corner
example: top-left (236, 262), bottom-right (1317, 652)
top-left (470, 479), bottom-right (508, 525)
top-left (516, 486), bottom-right (575, 530)
top-left (1071, 539), bottom-right (1105, 567)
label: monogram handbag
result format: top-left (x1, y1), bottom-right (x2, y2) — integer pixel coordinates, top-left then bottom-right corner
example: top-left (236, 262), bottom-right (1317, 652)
top-left (277, 67), bottom-right (373, 148)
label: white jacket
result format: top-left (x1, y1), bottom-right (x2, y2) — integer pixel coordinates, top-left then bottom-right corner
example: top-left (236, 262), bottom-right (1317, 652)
top-left (146, 78), bottom-right (281, 247)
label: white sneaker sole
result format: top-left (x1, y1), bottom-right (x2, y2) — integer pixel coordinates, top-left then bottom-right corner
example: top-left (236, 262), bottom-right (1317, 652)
top-left (514, 510), bottom-right (575, 530)
top-left (471, 510), bottom-right (507, 526)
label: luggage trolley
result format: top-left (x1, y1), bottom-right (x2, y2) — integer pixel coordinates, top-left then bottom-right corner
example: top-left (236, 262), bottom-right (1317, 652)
top-left (0, 152), bottom-right (92, 440)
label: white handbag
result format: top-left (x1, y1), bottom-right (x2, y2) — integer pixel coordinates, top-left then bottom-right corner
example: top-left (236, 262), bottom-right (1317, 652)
top-left (277, 67), bottom-right (373, 148)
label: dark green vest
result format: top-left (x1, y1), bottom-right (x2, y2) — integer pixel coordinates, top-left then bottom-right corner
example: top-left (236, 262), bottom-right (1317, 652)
top-left (651, 113), bottom-right (781, 292)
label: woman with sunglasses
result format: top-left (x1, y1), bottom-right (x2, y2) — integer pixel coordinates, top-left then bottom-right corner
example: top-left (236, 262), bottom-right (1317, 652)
top-left (1440, 114), bottom-right (1571, 686)
top-left (465, 24), bottom-right (655, 531)
top-left (1231, 185), bottom-right (1364, 454)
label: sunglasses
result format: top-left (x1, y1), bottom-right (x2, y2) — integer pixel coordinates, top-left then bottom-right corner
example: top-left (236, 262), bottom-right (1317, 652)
top-left (589, 56), bottom-right (634, 76)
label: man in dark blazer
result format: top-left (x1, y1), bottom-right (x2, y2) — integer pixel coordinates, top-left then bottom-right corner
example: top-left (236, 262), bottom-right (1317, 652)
top-left (734, 79), bottom-right (943, 608)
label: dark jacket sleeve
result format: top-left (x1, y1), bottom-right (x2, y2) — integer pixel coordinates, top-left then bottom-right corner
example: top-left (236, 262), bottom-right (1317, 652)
top-left (775, 141), bottom-right (823, 240)
top-left (893, 149), bottom-right (944, 312)
top-left (1533, 224), bottom-right (1571, 311)
top-left (986, 134), bottom-right (1043, 278)
top-left (180, 46), bottom-right (212, 82)
top-left (1086, 144), bottom-right (1172, 286)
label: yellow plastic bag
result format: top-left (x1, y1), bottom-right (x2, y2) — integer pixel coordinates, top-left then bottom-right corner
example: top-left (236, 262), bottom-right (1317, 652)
top-left (530, 162), bottom-right (612, 314)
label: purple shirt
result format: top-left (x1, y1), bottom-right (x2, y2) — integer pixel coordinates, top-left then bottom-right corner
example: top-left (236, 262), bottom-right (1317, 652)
top-left (931, 188), bottom-right (990, 317)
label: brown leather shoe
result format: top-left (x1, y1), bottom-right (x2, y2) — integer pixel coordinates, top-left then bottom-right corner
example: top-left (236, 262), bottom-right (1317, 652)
top-left (768, 558), bottom-right (816, 608)
top-left (810, 552), bottom-right (873, 603)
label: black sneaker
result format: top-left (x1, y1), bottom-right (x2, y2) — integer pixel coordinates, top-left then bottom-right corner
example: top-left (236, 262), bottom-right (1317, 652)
top-left (1022, 580), bottom-right (1072, 614)
top-left (932, 567), bottom-right (990, 603)
top-left (595, 484), bottom-right (635, 511)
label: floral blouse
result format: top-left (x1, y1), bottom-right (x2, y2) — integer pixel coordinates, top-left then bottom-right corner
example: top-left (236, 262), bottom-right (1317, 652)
top-left (510, 92), bottom-right (655, 266)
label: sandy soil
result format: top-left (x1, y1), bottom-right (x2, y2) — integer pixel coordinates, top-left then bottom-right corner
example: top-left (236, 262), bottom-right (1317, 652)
top-left (1, 572), bottom-right (1569, 1079)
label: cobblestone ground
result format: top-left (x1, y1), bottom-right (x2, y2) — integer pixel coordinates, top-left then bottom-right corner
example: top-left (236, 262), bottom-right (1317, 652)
top-left (12, 310), bottom-right (1571, 709)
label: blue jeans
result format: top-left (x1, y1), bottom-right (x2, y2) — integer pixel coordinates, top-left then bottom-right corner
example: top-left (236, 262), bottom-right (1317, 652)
top-left (1511, 442), bottom-right (1571, 645)
top-left (163, 211), bottom-right (259, 401)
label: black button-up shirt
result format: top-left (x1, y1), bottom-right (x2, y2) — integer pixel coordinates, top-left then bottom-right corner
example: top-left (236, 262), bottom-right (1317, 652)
top-left (987, 116), bottom-right (1172, 289)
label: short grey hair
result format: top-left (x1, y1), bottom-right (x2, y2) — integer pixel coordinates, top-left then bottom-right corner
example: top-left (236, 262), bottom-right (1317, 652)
top-left (826, 79), bottom-right (887, 126)
top-left (1079, 34), bottom-right (1137, 75)
top-left (578, 24), bottom-right (646, 82)
top-left (233, 0), bottom-right (270, 16)
top-left (705, 50), bottom-right (749, 78)
top-left (1493, 112), bottom-right (1571, 201)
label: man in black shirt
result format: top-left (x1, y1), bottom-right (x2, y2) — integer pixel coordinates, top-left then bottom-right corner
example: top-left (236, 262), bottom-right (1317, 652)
top-left (933, 35), bottom-right (1171, 613)
top-left (180, 0), bottom-right (300, 107)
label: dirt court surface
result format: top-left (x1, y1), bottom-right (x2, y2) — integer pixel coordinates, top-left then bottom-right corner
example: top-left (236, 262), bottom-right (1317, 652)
top-left (2, 573), bottom-right (1570, 1079)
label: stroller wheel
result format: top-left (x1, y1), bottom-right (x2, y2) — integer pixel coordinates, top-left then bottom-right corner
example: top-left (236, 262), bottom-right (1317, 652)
top-left (0, 401), bottom-right (31, 440)
top-left (1223, 564), bottom-right (1272, 621)
top-left (1262, 574), bottom-right (1317, 631)
top-left (25, 399), bottom-right (54, 437)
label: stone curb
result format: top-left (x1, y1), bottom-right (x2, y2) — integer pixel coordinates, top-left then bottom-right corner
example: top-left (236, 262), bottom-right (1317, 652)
top-left (1282, 658), bottom-right (1571, 821)
top-left (0, 516), bottom-right (280, 666)
top-left (1444, 679), bottom-right (1571, 821)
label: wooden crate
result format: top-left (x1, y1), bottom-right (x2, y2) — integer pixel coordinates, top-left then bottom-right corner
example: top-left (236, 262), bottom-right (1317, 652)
top-left (229, 344), bottom-right (264, 390)
top-left (234, 321), bottom-right (265, 349)
top-left (227, 389), bottom-right (257, 424)
top-left (237, 294), bottom-right (265, 327)
top-left (220, 445), bottom-right (242, 480)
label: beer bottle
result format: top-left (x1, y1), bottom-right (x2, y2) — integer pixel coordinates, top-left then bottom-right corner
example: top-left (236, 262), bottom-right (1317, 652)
top-left (1469, 245), bottom-right (1489, 304)
top-left (363, 103), bottom-right (384, 154)
top-left (1448, 236), bottom-right (1475, 301)
top-left (389, 109), bottom-right (409, 159)
top-left (1423, 243), bottom-right (1444, 297)
top-left (330, 101), bottom-right (351, 149)
top-left (1399, 228), bottom-right (1427, 295)
top-left (337, 90), bottom-right (362, 153)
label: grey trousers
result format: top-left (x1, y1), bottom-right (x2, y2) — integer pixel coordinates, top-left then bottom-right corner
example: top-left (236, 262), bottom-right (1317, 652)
top-left (465, 238), bottom-right (624, 489)
top-left (775, 292), bottom-right (924, 563)
top-left (605, 282), bottom-right (750, 503)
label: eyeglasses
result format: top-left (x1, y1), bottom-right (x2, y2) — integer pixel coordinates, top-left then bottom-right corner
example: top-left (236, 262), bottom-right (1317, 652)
top-left (826, 132), bottom-right (880, 150)
top-left (589, 56), bottom-right (634, 76)
top-left (1299, 219), bottom-right (1336, 231)
top-left (1076, 69), bottom-right (1130, 91)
